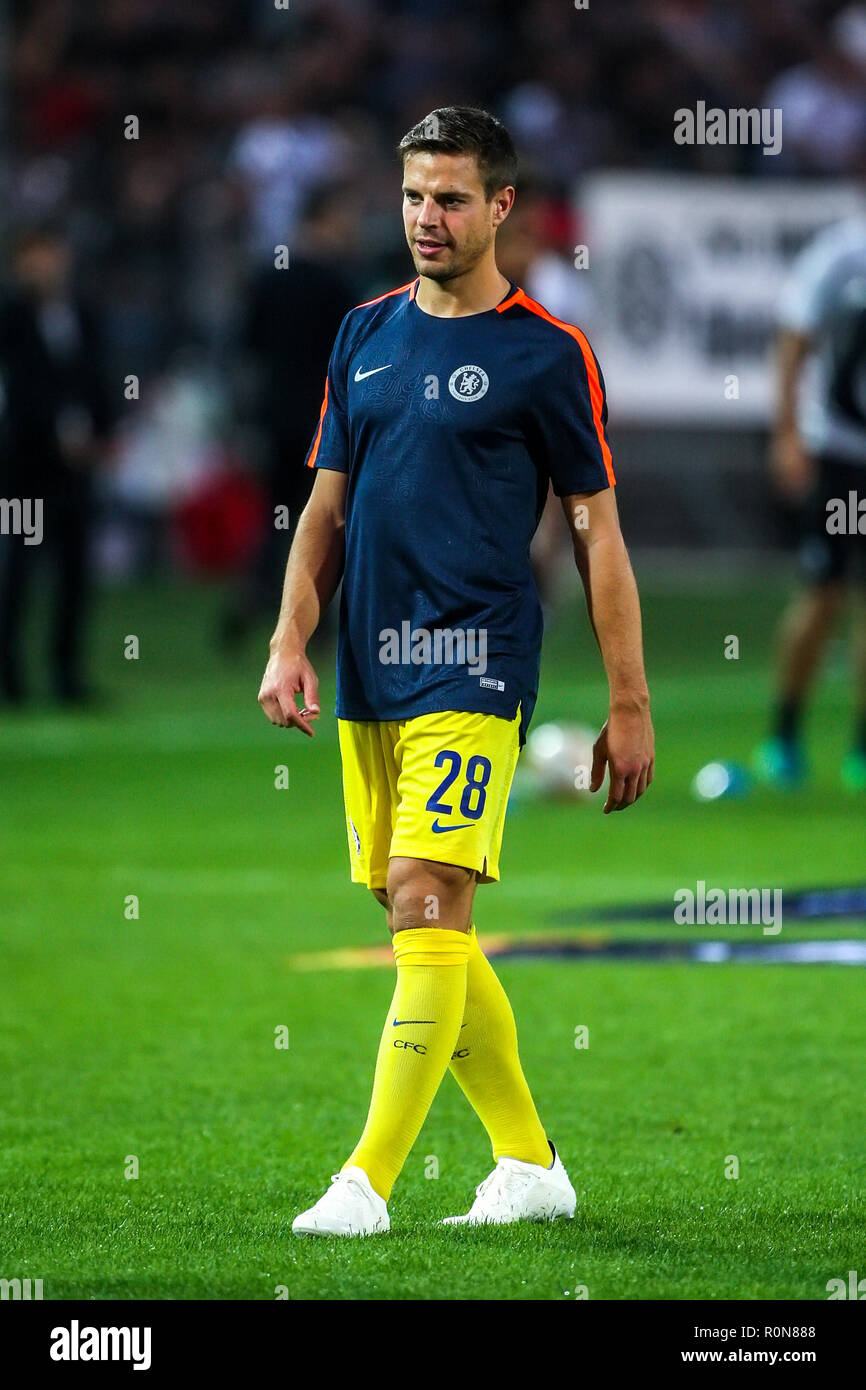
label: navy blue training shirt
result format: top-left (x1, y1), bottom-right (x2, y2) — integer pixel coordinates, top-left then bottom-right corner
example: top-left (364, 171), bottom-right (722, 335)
top-left (304, 277), bottom-right (615, 746)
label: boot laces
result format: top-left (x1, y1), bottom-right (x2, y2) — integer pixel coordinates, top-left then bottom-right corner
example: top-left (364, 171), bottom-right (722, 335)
top-left (474, 1162), bottom-right (537, 1207)
top-left (326, 1172), bottom-right (371, 1208)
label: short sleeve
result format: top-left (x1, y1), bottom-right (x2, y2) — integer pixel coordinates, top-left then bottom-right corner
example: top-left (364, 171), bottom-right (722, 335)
top-left (304, 316), bottom-right (350, 473)
top-left (777, 226), bottom-right (847, 335)
top-left (528, 331), bottom-right (615, 495)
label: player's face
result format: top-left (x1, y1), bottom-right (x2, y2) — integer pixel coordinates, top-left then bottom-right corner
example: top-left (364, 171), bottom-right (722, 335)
top-left (402, 151), bottom-right (509, 282)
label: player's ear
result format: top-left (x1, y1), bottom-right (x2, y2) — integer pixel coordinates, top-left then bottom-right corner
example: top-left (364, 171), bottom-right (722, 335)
top-left (492, 187), bottom-right (515, 225)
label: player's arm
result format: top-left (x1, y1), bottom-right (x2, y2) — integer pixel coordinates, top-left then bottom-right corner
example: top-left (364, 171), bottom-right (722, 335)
top-left (770, 328), bottom-right (814, 499)
top-left (561, 487), bottom-right (654, 812)
top-left (257, 467), bottom-right (347, 736)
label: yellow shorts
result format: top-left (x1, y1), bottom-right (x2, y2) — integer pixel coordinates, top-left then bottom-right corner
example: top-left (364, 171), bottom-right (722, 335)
top-left (337, 706), bottom-right (522, 891)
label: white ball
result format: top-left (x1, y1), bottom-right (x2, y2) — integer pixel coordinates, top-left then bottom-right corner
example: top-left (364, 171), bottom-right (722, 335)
top-left (525, 721), bottom-right (599, 800)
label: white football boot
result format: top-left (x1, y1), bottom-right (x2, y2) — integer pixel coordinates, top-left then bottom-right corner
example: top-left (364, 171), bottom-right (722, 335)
top-left (441, 1143), bottom-right (576, 1226)
top-left (292, 1166), bottom-right (390, 1237)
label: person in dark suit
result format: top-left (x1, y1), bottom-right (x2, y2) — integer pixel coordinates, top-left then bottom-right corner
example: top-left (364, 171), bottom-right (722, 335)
top-left (221, 184), bottom-right (358, 647)
top-left (0, 225), bottom-right (113, 705)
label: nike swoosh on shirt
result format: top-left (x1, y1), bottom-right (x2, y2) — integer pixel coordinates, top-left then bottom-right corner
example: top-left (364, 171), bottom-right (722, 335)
top-left (431, 819), bottom-right (473, 833)
top-left (393, 1019), bottom-right (437, 1027)
top-left (354, 364), bottom-right (392, 381)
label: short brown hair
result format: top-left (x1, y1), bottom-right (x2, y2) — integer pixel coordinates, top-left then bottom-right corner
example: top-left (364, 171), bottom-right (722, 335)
top-left (397, 107), bottom-right (518, 200)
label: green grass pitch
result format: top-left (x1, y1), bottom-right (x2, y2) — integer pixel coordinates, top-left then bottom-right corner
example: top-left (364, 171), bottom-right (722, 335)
top-left (1, 574), bottom-right (864, 1300)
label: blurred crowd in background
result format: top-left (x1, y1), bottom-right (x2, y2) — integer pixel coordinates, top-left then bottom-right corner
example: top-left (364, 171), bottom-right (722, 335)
top-left (8, 0), bottom-right (866, 364)
top-left (1, 0), bottom-right (866, 696)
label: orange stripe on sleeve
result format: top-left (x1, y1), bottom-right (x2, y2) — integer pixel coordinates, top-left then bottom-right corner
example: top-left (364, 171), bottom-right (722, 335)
top-left (501, 288), bottom-right (615, 486)
top-left (306, 376), bottom-right (329, 469)
top-left (571, 327), bottom-right (615, 485)
top-left (355, 279), bottom-right (418, 309)
top-left (306, 281), bottom-right (416, 469)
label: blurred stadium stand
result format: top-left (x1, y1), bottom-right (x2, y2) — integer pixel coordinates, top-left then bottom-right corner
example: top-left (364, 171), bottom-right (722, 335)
top-left (1, 0), bottom-right (865, 592)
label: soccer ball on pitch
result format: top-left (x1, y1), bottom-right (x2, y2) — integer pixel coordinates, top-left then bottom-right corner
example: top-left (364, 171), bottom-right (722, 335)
top-left (522, 721), bottom-right (600, 801)
top-left (691, 760), bottom-right (751, 801)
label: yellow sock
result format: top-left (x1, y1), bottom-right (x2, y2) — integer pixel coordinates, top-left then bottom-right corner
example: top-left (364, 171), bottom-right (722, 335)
top-left (344, 927), bottom-right (470, 1201)
top-left (449, 926), bottom-right (550, 1168)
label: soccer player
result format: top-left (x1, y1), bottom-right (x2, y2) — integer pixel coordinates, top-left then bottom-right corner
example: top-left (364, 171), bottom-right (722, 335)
top-left (258, 107), bottom-right (654, 1235)
top-left (754, 208), bottom-right (866, 790)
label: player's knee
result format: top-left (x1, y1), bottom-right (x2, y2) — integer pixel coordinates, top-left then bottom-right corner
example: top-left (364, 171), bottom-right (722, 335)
top-left (371, 887), bottom-right (396, 934)
top-left (387, 857), bottom-right (472, 931)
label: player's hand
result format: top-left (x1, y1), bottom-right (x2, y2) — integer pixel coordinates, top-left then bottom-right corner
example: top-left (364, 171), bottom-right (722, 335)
top-left (257, 647), bottom-right (320, 737)
top-left (591, 704), bottom-right (654, 813)
top-left (770, 428), bottom-right (814, 500)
